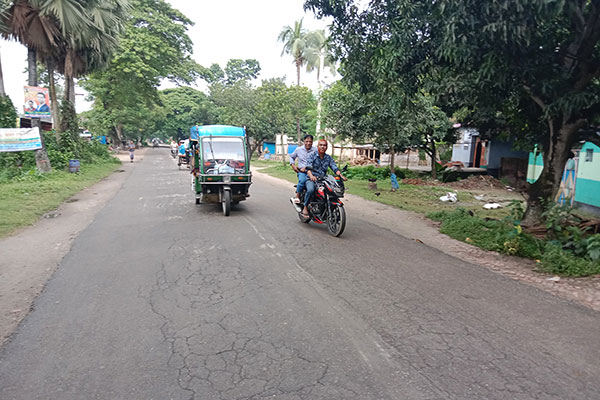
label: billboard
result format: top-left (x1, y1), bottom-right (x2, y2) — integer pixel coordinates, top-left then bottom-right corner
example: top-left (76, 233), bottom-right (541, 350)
top-left (0, 127), bottom-right (43, 152)
top-left (23, 86), bottom-right (51, 118)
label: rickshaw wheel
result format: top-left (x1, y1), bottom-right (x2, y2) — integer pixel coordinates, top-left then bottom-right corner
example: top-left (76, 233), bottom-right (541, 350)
top-left (222, 191), bottom-right (231, 216)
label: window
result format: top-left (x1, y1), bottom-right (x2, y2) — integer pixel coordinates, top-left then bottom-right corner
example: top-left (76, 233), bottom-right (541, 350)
top-left (585, 149), bottom-right (593, 162)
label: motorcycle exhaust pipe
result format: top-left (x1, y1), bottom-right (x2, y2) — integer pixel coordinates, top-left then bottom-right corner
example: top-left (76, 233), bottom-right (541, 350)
top-left (289, 198), bottom-right (303, 213)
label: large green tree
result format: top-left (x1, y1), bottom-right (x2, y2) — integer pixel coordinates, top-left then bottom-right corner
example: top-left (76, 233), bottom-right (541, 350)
top-left (210, 78), bottom-right (315, 156)
top-left (151, 86), bottom-right (218, 140)
top-left (321, 80), bottom-right (451, 174)
top-left (306, 0), bottom-right (600, 223)
top-left (83, 0), bottom-right (200, 142)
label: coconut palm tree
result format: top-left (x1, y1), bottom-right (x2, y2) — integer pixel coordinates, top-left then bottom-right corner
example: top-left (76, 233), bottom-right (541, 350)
top-left (305, 29), bottom-right (336, 136)
top-left (3, 0), bottom-right (128, 133)
top-left (279, 19), bottom-right (312, 141)
top-left (278, 18), bottom-right (309, 86)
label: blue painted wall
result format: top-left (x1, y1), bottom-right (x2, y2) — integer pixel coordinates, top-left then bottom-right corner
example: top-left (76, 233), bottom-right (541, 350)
top-left (263, 142), bottom-right (275, 154)
top-left (488, 140), bottom-right (528, 170)
top-left (574, 142), bottom-right (600, 208)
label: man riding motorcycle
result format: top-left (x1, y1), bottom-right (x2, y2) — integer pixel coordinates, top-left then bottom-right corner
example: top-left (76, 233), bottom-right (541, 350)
top-left (289, 134), bottom-right (316, 204)
top-left (304, 139), bottom-right (347, 218)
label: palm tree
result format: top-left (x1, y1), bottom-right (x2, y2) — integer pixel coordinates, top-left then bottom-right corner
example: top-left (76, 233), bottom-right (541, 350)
top-left (60, 0), bottom-right (129, 105)
top-left (305, 29), bottom-right (336, 136)
top-left (1, 0), bottom-right (128, 155)
top-left (278, 19), bottom-right (309, 86)
top-left (278, 19), bottom-right (310, 141)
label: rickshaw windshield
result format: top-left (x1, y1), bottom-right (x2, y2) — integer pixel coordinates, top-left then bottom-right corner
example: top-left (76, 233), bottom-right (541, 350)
top-left (202, 137), bottom-right (246, 174)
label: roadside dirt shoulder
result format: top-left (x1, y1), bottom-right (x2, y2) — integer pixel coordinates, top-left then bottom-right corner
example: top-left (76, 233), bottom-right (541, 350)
top-left (0, 150), bottom-right (146, 344)
top-left (254, 168), bottom-right (600, 313)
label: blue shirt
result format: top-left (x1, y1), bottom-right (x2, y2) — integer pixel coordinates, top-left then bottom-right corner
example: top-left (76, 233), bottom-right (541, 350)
top-left (190, 126), bottom-right (199, 141)
top-left (289, 146), bottom-right (317, 169)
top-left (306, 152), bottom-right (339, 178)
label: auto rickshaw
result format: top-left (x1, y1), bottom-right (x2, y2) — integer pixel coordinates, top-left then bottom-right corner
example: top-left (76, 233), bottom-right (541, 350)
top-left (190, 125), bottom-right (252, 216)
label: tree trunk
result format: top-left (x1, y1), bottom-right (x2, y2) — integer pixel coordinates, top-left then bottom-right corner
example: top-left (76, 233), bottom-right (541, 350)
top-left (47, 59), bottom-right (60, 138)
top-left (27, 49), bottom-right (51, 172)
top-left (522, 118), bottom-right (583, 226)
top-left (64, 48), bottom-right (76, 104)
top-left (406, 149), bottom-right (410, 169)
top-left (248, 139), bottom-right (263, 158)
top-left (27, 48), bottom-right (37, 87)
top-left (430, 139), bottom-right (437, 180)
top-left (0, 51), bottom-right (5, 96)
top-left (31, 119), bottom-right (52, 172)
top-left (315, 55), bottom-right (323, 135)
top-left (116, 124), bottom-right (124, 142)
top-left (390, 150), bottom-right (395, 172)
top-left (315, 96), bottom-right (322, 135)
top-left (296, 59), bottom-right (301, 86)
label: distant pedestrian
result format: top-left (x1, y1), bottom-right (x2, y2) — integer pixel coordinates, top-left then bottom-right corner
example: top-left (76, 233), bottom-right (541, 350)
top-left (128, 141), bottom-right (135, 163)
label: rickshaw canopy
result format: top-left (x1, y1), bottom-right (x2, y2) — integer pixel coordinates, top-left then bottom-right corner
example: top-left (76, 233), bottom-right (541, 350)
top-left (190, 125), bottom-right (245, 139)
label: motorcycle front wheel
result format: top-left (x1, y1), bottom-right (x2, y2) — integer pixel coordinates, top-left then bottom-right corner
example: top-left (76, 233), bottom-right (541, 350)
top-left (327, 205), bottom-right (346, 237)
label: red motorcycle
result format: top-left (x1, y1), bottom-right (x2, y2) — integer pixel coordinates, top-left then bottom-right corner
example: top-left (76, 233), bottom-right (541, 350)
top-left (290, 166), bottom-right (348, 237)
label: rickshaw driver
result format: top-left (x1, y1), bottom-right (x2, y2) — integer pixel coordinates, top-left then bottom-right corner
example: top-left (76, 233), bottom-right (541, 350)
top-left (289, 134), bottom-right (316, 204)
top-left (189, 125), bottom-right (200, 152)
top-left (304, 139), bottom-right (347, 218)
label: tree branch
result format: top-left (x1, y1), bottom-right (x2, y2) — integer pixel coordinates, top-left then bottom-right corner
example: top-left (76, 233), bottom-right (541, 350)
top-left (523, 85), bottom-right (547, 110)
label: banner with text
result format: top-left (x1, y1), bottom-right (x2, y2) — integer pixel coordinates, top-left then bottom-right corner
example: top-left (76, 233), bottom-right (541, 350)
top-left (0, 127), bottom-right (43, 152)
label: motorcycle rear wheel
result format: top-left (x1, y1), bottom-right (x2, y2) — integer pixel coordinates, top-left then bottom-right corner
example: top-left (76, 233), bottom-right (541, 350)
top-left (327, 205), bottom-right (346, 237)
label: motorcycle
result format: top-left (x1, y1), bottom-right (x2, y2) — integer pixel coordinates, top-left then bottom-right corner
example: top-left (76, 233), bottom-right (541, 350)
top-left (290, 166), bottom-right (348, 237)
top-left (177, 153), bottom-right (189, 169)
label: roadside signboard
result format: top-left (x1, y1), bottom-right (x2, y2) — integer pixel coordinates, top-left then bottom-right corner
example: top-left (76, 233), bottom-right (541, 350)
top-left (0, 127), bottom-right (43, 152)
top-left (23, 86), bottom-right (51, 118)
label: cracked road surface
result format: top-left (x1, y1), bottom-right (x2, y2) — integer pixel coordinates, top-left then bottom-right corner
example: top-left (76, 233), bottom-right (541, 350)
top-left (1, 149), bottom-right (599, 399)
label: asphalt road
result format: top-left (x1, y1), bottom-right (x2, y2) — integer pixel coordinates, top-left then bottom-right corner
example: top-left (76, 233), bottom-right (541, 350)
top-left (1, 149), bottom-right (599, 400)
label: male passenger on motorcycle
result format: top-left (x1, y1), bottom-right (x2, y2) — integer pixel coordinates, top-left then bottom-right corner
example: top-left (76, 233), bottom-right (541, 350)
top-left (304, 139), bottom-right (347, 218)
top-left (289, 134), bottom-right (316, 204)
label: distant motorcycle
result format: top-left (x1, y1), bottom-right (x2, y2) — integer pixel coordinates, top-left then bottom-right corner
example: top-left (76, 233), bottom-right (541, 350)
top-left (290, 166), bottom-right (348, 237)
top-left (177, 153), bottom-right (189, 169)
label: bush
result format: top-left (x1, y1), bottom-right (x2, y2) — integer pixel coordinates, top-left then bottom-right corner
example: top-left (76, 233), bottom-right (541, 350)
top-left (428, 207), bottom-right (600, 277)
top-left (0, 95), bottom-right (17, 128)
top-left (540, 243), bottom-right (600, 277)
top-left (345, 165), bottom-right (421, 181)
top-left (0, 130), bottom-right (115, 182)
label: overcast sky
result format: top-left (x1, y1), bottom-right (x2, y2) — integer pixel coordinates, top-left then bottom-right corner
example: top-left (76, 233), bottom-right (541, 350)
top-left (0, 0), bottom-right (334, 113)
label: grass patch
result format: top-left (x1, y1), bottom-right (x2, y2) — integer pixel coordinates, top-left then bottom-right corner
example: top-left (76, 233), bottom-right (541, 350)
top-left (251, 159), bottom-right (285, 168)
top-left (257, 163), bottom-right (513, 218)
top-left (0, 158), bottom-right (121, 238)
top-left (258, 164), bottom-right (297, 182)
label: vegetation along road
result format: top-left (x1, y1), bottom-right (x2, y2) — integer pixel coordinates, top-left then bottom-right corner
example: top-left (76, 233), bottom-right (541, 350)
top-left (1, 149), bottom-right (599, 399)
